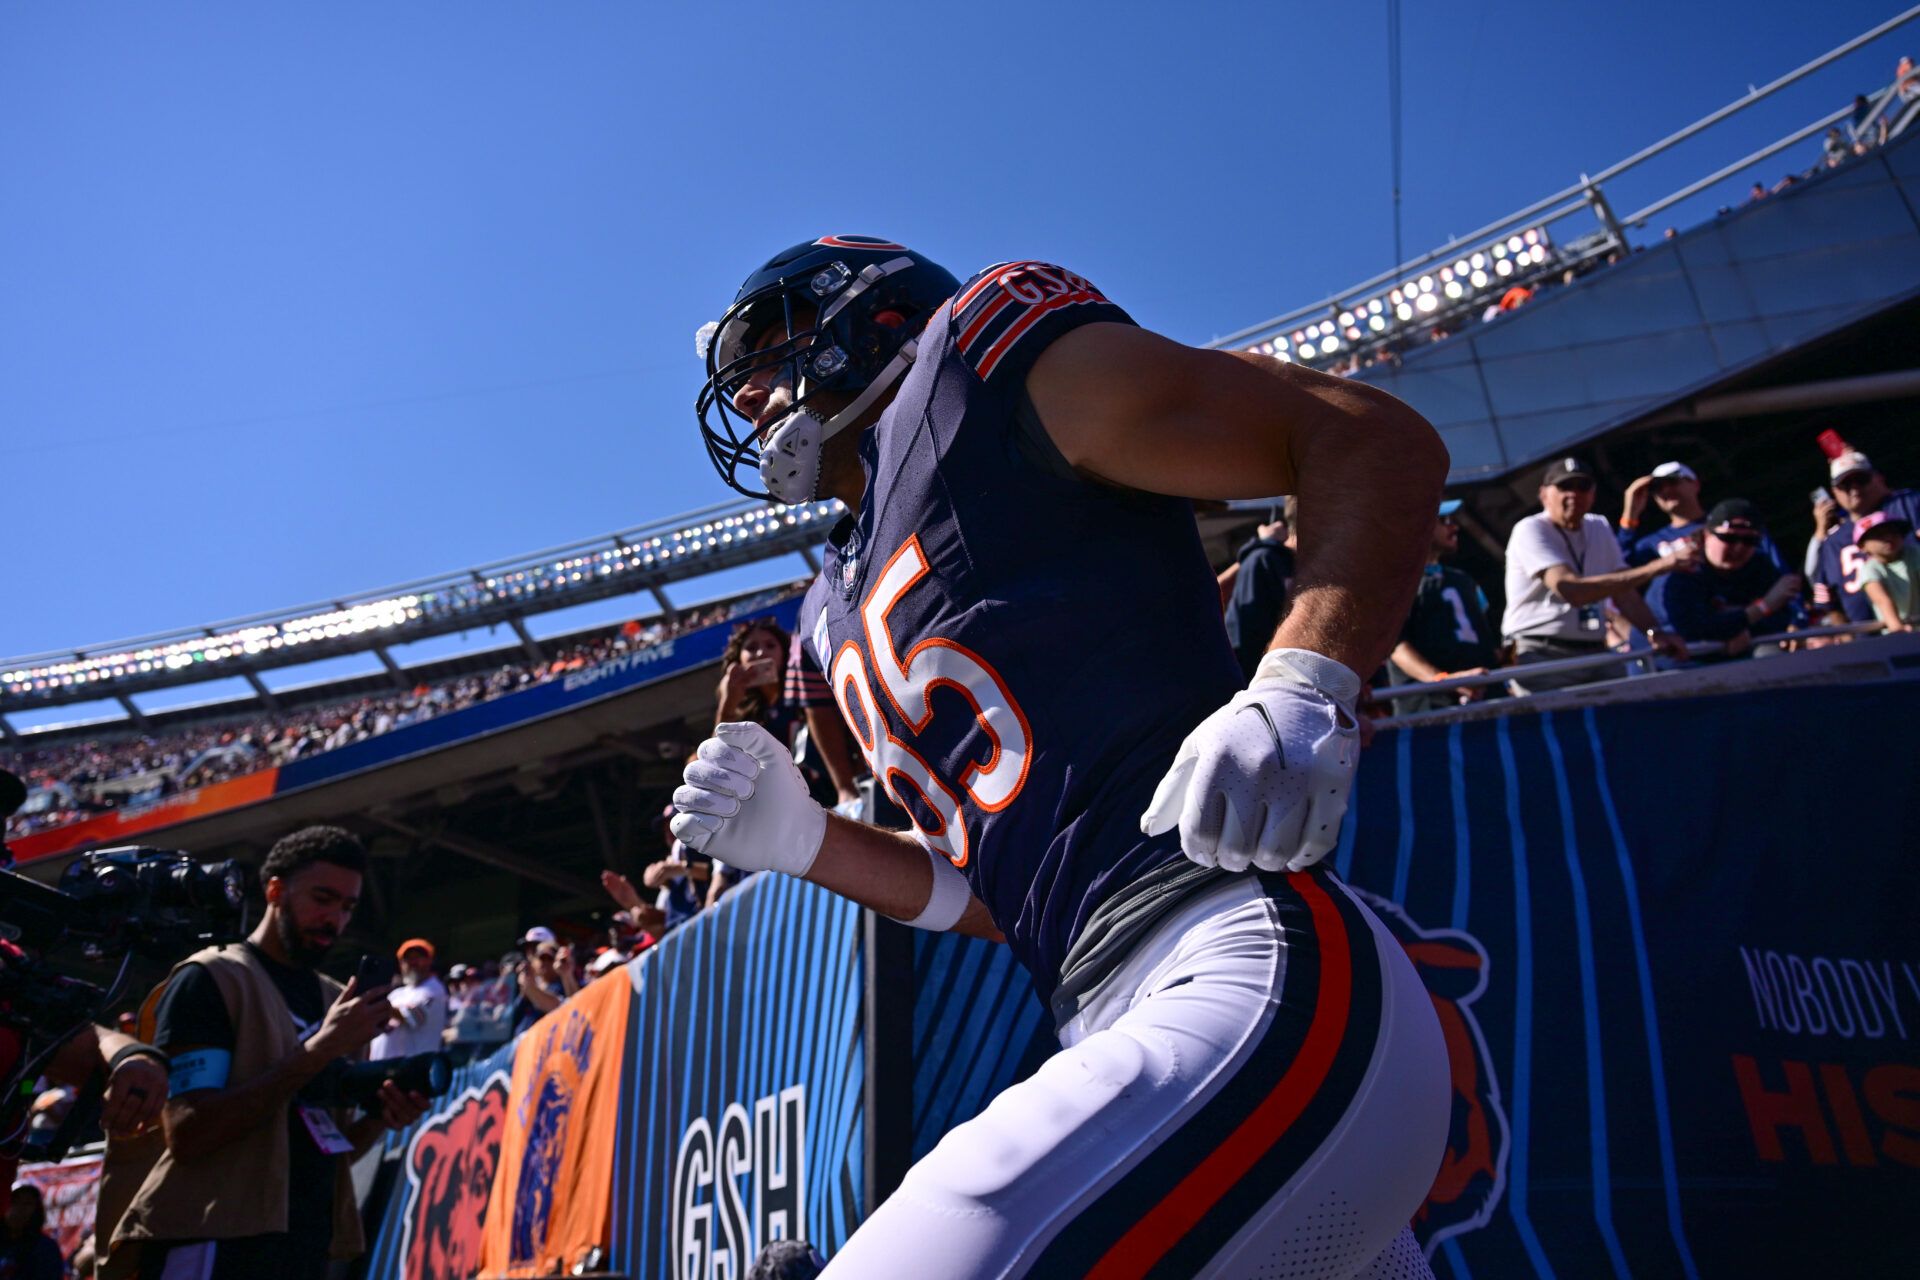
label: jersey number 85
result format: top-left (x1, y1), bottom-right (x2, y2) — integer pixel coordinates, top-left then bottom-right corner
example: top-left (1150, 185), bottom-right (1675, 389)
top-left (829, 536), bottom-right (1032, 868)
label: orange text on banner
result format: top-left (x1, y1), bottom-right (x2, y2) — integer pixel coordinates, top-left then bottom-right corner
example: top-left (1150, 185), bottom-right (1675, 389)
top-left (478, 966), bottom-right (632, 1278)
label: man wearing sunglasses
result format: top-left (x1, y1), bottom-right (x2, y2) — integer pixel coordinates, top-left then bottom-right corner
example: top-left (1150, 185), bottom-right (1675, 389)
top-left (1502, 457), bottom-right (1694, 694)
top-left (1810, 448), bottom-right (1920, 627)
top-left (1647, 500), bottom-right (1802, 658)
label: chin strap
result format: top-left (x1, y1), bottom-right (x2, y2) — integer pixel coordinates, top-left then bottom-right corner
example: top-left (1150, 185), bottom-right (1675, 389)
top-left (760, 339), bottom-right (919, 503)
top-left (819, 338), bottom-right (917, 443)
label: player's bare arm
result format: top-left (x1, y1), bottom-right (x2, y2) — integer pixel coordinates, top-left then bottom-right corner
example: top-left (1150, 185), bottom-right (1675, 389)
top-left (1024, 321), bottom-right (1449, 871)
top-left (809, 817), bottom-right (1003, 940)
top-left (1026, 321), bottom-right (1449, 676)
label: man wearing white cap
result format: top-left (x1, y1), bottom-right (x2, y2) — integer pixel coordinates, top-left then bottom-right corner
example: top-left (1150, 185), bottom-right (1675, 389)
top-left (1619, 460), bottom-right (1791, 572)
top-left (1809, 445), bottom-right (1920, 626)
top-left (1618, 461), bottom-right (1708, 565)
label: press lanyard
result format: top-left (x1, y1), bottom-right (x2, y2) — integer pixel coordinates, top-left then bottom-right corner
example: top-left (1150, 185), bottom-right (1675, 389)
top-left (1556, 523), bottom-right (1586, 574)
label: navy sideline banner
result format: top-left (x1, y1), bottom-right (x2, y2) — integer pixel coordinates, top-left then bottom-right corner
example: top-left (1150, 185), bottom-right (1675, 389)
top-left (902, 681), bottom-right (1918, 1277)
top-left (362, 1038), bottom-right (521, 1280)
top-left (611, 874), bottom-right (867, 1280)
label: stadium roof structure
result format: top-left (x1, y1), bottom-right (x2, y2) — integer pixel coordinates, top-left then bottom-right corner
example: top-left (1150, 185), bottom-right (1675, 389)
top-left (1206, 6), bottom-right (1920, 370)
top-left (1, 496), bottom-right (843, 730)
top-left (1201, 8), bottom-right (1920, 492)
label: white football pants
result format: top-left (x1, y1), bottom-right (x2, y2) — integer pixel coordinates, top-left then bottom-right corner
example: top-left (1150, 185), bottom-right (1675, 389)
top-left (824, 871), bottom-right (1451, 1278)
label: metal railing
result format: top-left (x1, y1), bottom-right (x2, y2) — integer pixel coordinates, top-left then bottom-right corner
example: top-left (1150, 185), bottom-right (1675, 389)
top-left (1372, 621), bottom-right (1882, 710)
top-left (1208, 5), bottom-right (1920, 358)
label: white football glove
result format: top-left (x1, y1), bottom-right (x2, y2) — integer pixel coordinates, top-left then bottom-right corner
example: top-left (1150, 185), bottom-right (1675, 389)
top-left (1140, 648), bottom-right (1362, 873)
top-left (669, 722), bottom-right (828, 877)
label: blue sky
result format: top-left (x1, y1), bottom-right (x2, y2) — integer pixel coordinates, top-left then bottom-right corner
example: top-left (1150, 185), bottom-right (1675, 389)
top-left (4, 1), bottom-right (1912, 700)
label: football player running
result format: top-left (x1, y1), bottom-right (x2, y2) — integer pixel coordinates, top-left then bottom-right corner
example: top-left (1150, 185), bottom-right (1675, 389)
top-left (675, 236), bottom-right (1451, 1278)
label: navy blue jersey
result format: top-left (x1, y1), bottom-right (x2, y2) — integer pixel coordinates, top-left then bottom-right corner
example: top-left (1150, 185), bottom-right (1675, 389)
top-left (1622, 518), bottom-right (1788, 575)
top-left (1811, 488), bottom-right (1920, 621)
top-left (797, 262), bottom-right (1241, 1001)
top-left (1392, 563), bottom-right (1498, 677)
top-left (1646, 556), bottom-right (1793, 647)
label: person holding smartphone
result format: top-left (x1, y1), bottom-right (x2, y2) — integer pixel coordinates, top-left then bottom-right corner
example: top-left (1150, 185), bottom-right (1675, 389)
top-left (102, 826), bottom-right (428, 1280)
top-left (508, 927), bottom-right (576, 1035)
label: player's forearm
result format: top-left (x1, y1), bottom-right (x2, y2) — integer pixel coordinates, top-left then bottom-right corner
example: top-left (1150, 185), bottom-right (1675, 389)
top-left (1272, 406), bottom-right (1447, 674)
top-left (806, 815), bottom-right (1000, 938)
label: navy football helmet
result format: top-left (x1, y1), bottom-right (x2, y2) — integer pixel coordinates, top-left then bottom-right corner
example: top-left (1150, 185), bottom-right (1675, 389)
top-left (695, 236), bottom-right (959, 501)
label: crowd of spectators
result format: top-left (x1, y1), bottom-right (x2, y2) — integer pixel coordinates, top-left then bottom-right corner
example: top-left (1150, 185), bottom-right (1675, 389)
top-left (2, 589), bottom-right (804, 841)
top-left (1213, 431), bottom-right (1913, 717)
top-left (1383, 434), bottom-right (1908, 712)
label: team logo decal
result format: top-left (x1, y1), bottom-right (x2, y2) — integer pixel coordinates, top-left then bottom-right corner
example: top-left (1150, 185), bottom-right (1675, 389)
top-left (1350, 888), bottom-right (1511, 1257)
top-left (813, 235), bottom-right (905, 251)
top-left (401, 1070), bottom-right (510, 1280)
top-left (837, 527), bottom-right (862, 598)
top-left (511, 1007), bottom-right (596, 1263)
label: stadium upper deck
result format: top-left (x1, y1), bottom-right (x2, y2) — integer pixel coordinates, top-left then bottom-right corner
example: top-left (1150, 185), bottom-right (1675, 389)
top-left (0, 497), bottom-right (842, 725)
top-left (1207, 12), bottom-right (1920, 372)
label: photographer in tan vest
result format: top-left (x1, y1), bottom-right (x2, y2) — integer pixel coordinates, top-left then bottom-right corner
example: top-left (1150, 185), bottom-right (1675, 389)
top-left (100, 826), bottom-right (428, 1280)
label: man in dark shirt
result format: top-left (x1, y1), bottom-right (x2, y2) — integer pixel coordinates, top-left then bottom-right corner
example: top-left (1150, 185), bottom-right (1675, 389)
top-left (1222, 501), bottom-right (1297, 682)
top-left (1387, 500), bottom-right (1501, 712)
top-left (1648, 499), bottom-right (1801, 658)
top-left (142, 826), bottom-right (425, 1280)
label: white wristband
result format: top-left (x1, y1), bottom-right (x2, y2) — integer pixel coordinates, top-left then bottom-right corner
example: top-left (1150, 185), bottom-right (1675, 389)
top-left (1252, 648), bottom-right (1362, 708)
top-left (901, 843), bottom-right (972, 932)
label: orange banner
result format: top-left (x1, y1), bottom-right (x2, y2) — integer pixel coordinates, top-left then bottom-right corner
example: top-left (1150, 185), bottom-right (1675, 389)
top-left (9, 769), bottom-right (281, 863)
top-left (478, 968), bottom-right (632, 1277)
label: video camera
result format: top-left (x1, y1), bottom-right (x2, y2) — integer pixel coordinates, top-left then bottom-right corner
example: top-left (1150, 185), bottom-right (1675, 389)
top-left (0, 845), bottom-right (249, 1117)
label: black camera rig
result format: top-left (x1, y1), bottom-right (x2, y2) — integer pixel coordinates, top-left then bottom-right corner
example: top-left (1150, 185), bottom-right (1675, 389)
top-left (0, 846), bottom-right (249, 1156)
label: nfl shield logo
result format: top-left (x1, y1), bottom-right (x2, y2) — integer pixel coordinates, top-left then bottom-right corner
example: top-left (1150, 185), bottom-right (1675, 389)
top-left (837, 529), bottom-right (862, 598)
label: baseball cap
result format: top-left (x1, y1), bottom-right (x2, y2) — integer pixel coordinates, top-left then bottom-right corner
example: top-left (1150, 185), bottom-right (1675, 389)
top-left (448, 963), bottom-right (472, 980)
top-left (1853, 510), bottom-right (1913, 545)
top-left (1438, 498), bottom-right (1463, 517)
top-left (395, 937), bottom-right (435, 960)
top-left (1831, 450), bottom-right (1874, 484)
top-left (1542, 457), bottom-right (1593, 485)
top-left (586, 949), bottom-right (628, 976)
top-left (1704, 499), bottom-right (1765, 536)
top-left (1650, 460), bottom-right (1698, 483)
top-left (519, 926), bottom-right (557, 947)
